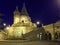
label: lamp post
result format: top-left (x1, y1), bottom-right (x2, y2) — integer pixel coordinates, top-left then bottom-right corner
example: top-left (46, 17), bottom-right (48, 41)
top-left (36, 21), bottom-right (40, 27)
top-left (3, 23), bottom-right (6, 26)
top-left (36, 21), bottom-right (40, 25)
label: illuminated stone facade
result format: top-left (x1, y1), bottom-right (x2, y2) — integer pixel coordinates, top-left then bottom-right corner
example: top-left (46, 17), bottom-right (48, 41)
top-left (5, 4), bottom-right (37, 39)
top-left (43, 20), bottom-right (60, 40)
top-left (0, 3), bottom-right (59, 40)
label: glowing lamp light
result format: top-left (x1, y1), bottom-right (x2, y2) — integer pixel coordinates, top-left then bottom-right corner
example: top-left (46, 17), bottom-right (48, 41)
top-left (36, 21), bottom-right (40, 25)
top-left (3, 23), bottom-right (6, 26)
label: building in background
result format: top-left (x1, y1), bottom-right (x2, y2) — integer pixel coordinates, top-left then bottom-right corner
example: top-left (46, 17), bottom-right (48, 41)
top-left (43, 20), bottom-right (60, 40)
top-left (0, 3), bottom-right (60, 41)
top-left (4, 3), bottom-right (37, 39)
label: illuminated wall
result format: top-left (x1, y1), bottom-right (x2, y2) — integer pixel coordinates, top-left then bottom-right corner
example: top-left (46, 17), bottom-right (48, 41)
top-left (4, 4), bottom-right (37, 39)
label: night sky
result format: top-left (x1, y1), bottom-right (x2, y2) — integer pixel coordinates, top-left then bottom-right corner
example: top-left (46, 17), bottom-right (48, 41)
top-left (0, 0), bottom-right (60, 27)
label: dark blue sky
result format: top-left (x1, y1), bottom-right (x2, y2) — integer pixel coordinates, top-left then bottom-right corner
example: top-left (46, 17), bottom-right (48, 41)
top-left (0, 0), bottom-right (59, 26)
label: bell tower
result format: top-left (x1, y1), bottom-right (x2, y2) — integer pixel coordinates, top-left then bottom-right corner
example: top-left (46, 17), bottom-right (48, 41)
top-left (14, 6), bottom-right (20, 24)
top-left (20, 3), bottom-right (31, 23)
top-left (21, 3), bottom-right (28, 16)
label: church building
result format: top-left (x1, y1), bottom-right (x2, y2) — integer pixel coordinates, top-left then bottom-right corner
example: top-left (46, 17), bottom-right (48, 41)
top-left (4, 3), bottom-right (37, 39)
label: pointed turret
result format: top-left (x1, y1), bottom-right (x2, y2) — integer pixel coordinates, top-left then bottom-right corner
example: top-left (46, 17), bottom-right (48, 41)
top-left (21, 3), bottom-right (28, 15)
top-left (14, 6), bottom-right (20, 15)
top-left (15, 6), bottom-right (19, 11)
top-left (14, 6), bottom-right (20, 24)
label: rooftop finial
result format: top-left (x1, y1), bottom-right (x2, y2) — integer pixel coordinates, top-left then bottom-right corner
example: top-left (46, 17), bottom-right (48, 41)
top-left (23, 3), bottom-right (25, 7)
top-left (14, 6), bottom-right (21, 15)
top-left (16, 6), bottom-right (18, 11)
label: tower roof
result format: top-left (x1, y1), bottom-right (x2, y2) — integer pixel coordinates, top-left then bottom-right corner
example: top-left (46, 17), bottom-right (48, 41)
top-left (21, 3), bottom-right (28, 16)
top-left (14, 6), bottom-right (20, 15)
top-left (14, 6), bottom-right (19, 12)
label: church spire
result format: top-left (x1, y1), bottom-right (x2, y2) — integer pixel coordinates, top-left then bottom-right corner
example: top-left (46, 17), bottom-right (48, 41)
top-left (14, 6), bottom-right (20, 15)
top-left (21, 3), bottom-right (28, 15)
top-left (15, 6), bottom-right (19, 11)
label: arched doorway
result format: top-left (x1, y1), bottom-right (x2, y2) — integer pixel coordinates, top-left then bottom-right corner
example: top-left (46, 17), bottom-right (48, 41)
top-left (55, 31), bottom-right (60, 40)
top-left (45, 31), bottom-right (52, 40)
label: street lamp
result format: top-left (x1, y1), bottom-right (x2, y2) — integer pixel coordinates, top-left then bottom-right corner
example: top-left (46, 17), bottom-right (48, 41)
top-left (36, 21), bottom-right (40, 27)
top-left (3, 23), bottom-right (6, 26)
top-left (36, 21), bottom-right (40, 25)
